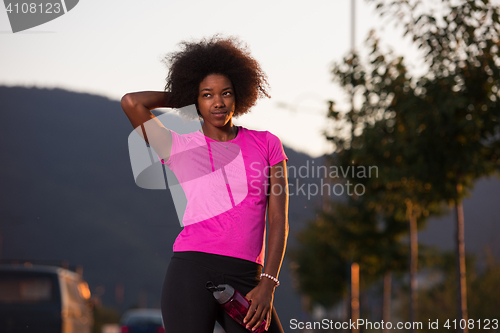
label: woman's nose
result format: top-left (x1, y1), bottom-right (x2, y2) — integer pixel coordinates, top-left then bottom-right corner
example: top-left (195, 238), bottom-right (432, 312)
top-left (214, 95), bottom-right (225, 108)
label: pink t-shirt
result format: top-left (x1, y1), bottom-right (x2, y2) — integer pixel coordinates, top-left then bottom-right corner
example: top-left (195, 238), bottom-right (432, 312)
top-left (160, 126), bottom-right (288, 265)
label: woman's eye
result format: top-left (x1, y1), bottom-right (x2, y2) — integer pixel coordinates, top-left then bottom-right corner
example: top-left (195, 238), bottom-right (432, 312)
top-left (223, 91), bottom-right (232, 96)
top-left (203, 93), bottom-right (210, 97)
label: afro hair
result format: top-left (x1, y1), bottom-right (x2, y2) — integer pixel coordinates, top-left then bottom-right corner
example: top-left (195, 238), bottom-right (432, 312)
top-left (163, 35), bottom-right (270, 117)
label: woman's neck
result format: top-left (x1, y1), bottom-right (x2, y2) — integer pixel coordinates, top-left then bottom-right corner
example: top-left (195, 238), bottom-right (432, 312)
top-left (201, 122), bottom-right (238, 142)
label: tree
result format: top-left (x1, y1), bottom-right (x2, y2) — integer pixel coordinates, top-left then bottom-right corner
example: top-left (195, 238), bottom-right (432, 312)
top-left (326, 34), bottom-right (445, 328)
top-left (397, 250), bottom-right (500, 333)
top-left (290, 197), bottom-right (408, 309)
top-left (367, 1), bottom-right (500, 331)
top-left (293, 2), bottom-right (500, 330)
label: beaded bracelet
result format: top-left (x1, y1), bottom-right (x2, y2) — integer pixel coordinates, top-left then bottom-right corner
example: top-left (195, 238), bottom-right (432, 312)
top-left (260, 273), bottom-right (280, 286)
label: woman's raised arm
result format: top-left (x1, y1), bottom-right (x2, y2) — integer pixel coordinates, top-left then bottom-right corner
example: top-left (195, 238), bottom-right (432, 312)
top-left (121, 91), bottom-right (176, 163)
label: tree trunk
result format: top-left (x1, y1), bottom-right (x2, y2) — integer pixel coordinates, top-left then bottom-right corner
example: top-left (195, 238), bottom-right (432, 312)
top-left (351, 262), bottom-right (360, 333)
top-left (406, 199), bottom-right (418, 333)
top-left (382, 271), bottom-right (392, 333)
top-left (455, 197), bottom-right (468, 333)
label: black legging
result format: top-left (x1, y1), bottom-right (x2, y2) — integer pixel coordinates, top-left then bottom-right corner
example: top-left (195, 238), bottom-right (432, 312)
top-left (161, 251), bottom-right (284, 333)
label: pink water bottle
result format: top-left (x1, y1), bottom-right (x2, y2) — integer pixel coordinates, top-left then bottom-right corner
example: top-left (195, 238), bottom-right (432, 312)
top-left (206, 282), bottom-right (266, 333)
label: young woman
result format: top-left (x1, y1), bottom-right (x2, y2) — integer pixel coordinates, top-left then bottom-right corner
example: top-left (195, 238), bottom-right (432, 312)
top-left (121, 36), bottom-right (288, 333)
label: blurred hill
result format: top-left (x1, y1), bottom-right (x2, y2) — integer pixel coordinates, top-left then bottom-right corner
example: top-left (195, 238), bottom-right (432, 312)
top-left (0, 86), bottom-right (498, 323)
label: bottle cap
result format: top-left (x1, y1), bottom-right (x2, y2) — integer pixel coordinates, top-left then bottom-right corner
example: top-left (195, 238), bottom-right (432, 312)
top-left (206, 282), bottom-right (234, 304)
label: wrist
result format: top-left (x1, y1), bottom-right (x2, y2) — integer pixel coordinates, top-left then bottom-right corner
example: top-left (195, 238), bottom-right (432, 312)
top-left (260, 272), bottom-right (280, 286)
top-left (260, 272), bottom-right (280, 289)
top-left (259, 277), bottom-right (277, 291)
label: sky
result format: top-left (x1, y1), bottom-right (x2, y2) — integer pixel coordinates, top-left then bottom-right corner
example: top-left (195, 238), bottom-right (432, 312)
top-left (0, 0), bottom-right (423, 157)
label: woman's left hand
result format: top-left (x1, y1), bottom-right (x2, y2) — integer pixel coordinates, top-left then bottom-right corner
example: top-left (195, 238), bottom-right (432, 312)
top-left (243, 278), bottom-right (276, 331)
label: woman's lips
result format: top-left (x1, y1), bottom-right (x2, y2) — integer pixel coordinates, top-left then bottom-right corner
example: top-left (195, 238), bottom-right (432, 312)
top-left (211, 111), bottom-right (227, 118)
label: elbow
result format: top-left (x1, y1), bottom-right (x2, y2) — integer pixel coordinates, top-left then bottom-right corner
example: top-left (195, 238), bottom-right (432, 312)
top-left (120, 93), bottom-right (137, 112)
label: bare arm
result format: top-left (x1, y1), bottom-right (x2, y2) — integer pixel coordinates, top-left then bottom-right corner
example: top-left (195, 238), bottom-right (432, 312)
top-left (244, 160), bottom-right (289, 331)
top-left (121, 91), bottom-right (176, 162)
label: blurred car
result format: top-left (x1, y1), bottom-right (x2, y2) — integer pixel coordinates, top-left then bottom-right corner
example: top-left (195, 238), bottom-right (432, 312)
top-left (0, 263), bottom-right (93, 333)
top-left (120, 309), bottom-right (164, 333)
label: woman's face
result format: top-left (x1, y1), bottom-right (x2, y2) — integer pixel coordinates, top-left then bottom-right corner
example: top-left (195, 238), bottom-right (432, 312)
top-left (197, 74), bottom-right (236, 127)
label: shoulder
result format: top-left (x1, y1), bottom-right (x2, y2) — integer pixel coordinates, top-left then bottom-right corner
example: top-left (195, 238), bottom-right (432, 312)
top-left (238, 126), bottom-right (282, 144)
top-left (239, 126), bottom-right (288, 165)
top-left (265, 130), bottom-right (283, 144)
top-left (238, 126), bottom-right (265, 137)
